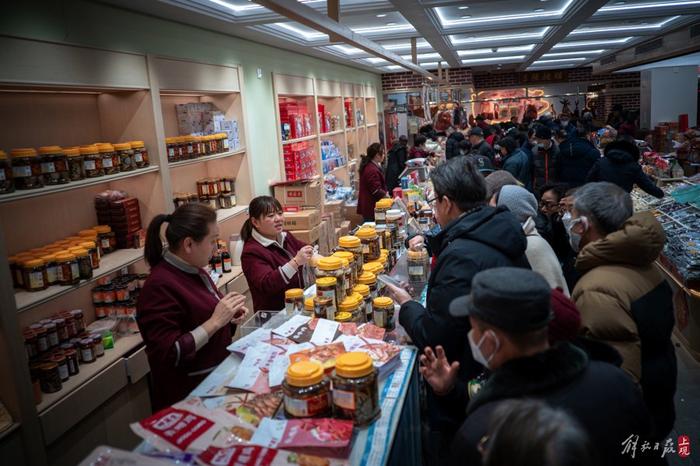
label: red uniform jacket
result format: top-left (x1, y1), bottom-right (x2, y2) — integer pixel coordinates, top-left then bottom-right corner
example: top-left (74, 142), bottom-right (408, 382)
top-left (357, 161), bottom-right (388, 220)
top-left (241, 230), bottom-right (307, 311)
top-left (136, 252), bottom-right (232, 410)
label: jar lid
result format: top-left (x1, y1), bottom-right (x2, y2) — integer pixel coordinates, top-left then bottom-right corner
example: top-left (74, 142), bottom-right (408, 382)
top-left (317, 256), bottom-right (343, 271)
top-left (40, 254), bottom-right (56, 262)
top-left (285, 288), bottom-right (304, 299)
top-left (44, 322), bottom-right (56, 329)
top-left (355, 227), bottom-right (377, 239)
top-left (11, 148), bottom-right (38, 158)
top-left (352, 284), bottom-right (370, 297)
top-left (380, 249), bottom-right (389, 256)
top-left (338, 236), bottom-right (361, 248)
top-left (72, 248), bottom-right (89, 257)
top-left (41, 362), bottom-right (58, 371)
top-left (338, 258), bottom-right (349, 268)
top-left (315, 276), bottom-right (337, 287)
top-left (55, 252), bottom-right (76, 260)
top-left (407, 249), bottom-right (427, 259)
top-left (362, 262), bottom-right (383, 275)
top-left (335, 352), bottom-right (374, 378)
top-left (350, 292), bottom-right (363, 305)
top-left (80, 338), bottom-right (93, 345)
top-left (38, 145), bottom-right (63, 155)
top-left (24, 258), bottom-right (44, 267)
top-left (114, 143), bottom-right (132, 150)
top-left (70, 309), bottom-right (83, 316)
top-left (165, 137), bottom-right (176, 143)
top-left (373, 296), bottom-right (394, 308)
top-left (0, 150), bottom-right (6, 160)
top-left (332, 251), bottom-right (354, 263)
top-left (129, 141), bottom-right (145, 148)
top-left (96, 143), bottom-right (115, 153)
top-left (335, 311), bottom-right (353, 322)
top-left (63, 147), bottom-right (81, 157)
top-left (357, 271), bottom-right (376, 285)
top-left (80, 241), bottom-right (96, 249)
top-left (304, 297), bottom-right (315, 311)
top-left (386, 209), bottom-right (402, 217)
top-left (79, 145), bottom-right (99, 155)
top-left (286, 361), bottom-right (325, 387)
top-left (94, 225), bottom-right (112, 234)
top-left (338, 296), bottom-right (359, 312)
top-left (375, 198), bottom-right (393, 209)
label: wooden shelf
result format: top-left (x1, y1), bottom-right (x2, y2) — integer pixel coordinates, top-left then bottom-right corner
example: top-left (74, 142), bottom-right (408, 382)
top-left (281, 134), bottom-right (317, 145)
top-left (15, 248), bottom-right (144, 313)
top-left (0, 166), bottom-right (159, 205)
top-left (35, 334), bottom-right (144, 414)
top-left (320, 130), bottom-right (344, 137)
top-left (367, 123), bottom-right (378, 127)
top-left (216, 205), bottom-right (248, 224)
top-left (169, 147), bottom-right (245, 168)
top-left (346, 127), bottom-right (357, 131)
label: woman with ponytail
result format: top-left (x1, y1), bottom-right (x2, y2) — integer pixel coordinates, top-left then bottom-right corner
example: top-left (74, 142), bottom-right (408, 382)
top-left (357, 142), bottom-right (388, 222)
top-left (240, 196), bottom-right (314, 311)
top-left (137, 203), bottom-right (248, 409)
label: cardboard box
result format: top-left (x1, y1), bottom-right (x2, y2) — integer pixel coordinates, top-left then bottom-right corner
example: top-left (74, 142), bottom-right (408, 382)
top-left (283, 209), bottom-right (321, 231)
top-left (291, 224), bottom-right (321, 245)
top-left (317, 220), bottom-right (334, 256)
top-left (340, 221), bottom-right (350, 237)
top-left (274, 180), bottom-right (323, 209)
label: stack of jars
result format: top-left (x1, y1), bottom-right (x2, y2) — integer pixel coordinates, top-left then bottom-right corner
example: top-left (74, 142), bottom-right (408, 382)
top-left (0, 142), bottom-right (149, 194)
top-left (194, 177), bottom-right (236, 211)
top-left (91, 273), bottom-right (146, 334)
top-left (165, 133), bottom-right (230, 163)
top-left (23, 309), bottom-right (117, 402)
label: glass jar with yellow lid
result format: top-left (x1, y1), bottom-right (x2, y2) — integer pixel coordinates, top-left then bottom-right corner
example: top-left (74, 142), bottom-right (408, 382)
top-left (338, 294), bottom-right (363, 323)
top-left (38, 146), bottom-right (69, 185)
top-left (332, 352), bottom-right (380, 426)
top-left (282, 361), bottom-right (332, 418)
top-left (303, 297), bottom-right (315, 317)
top-left (315, 277), bottom-right (338, 319)
top-left (80, 145), bottom-right (104, 178)
top-left (114, 143), bottom-right (134, 172)
top-left (313, 295), bottom-right (333, 319)
top-left (335, 311), bottom-right (353, 324)
top-left (94, 225), bottom-right (116, 255)
top-left (315, 256), bottom-right (345, 303)
top-left (284, 288), bottom-right (304, 315)
top-left (165, 137), bottom-right (178, 163)
top-left (11, 148), bottom-right (43, 190)
top-left (55, 252), bottom-right (80, 286)
top-left (408, 248), bottom-right (430, 283)
top-left (41, 254), bottom-right (59, 286)
top-left (96, 143), bottom-right (119, 175)
top-left (373, 296), bottom-right (395, 330)
top-left (129, 141), bottom-right (149, 168)
top-left (80, 241), bottom-right (100, 269)
top-left (337, 235), bottom-right (363, 272)
top-left (0, 150), bottom-right (13, 194)
top-left (72, 248), bottom-right (93, 280)
top-left (353, 284), bottom-right (372, 322)
top-left (357, 271), bottom-right (378, 299)
top-left (63, 147), bottom-right (85, 181)
top-left (22, 258), bottom-right (47, 292)
top-left (356, 227), bottom-right (380, 263)
top-left (374, 198), bottom-right (393, 225)
top-left (332, 250), bottom-right (357, 288)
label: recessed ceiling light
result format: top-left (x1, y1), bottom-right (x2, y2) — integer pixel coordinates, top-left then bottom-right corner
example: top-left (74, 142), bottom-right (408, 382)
top-left (461, 15), bottom-right (471, 19)
top-left (542, 49), bottom-right (605, 57)
top-left (386, 22), bottom-right (396, 26)
top-left (599, 1), bottom-right (700, 13)
top-left (451, 28), bottom-right (550, 46)
top-left (458, 6), bottom-right (469, 9)
top-left (461, 55), bottom-right (526, 64)
top-left (571, 16), bottom-right (680, 34)
top-left (534, 8), bottom-right (545, 12)
top-left (615, 1), bottom-right (625, 4)
top-left (376, 14), bottom-right (386, 18)
top-left (436, 0), bottom-right (575, 27)
top-left (553, 38), bottom-right (633, 48)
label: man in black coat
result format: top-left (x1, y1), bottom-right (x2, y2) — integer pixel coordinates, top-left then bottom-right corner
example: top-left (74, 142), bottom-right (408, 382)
top-left (467, 127), bottom-right (495, 161)
top-left (384, 135), bottom-right (408, 192)
top-left (558, 128), bottom-right (601, 187)
top-left (418, 268), bottom-right (655, 466)
top-left (531, 125), bottom-right (560, 193)
top-left (445, 126), bottom-right (465, 160)
top-left (386, 157), bottom-right (529, 451)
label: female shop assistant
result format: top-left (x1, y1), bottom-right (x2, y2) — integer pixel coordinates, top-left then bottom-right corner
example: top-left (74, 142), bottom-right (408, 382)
top-left (240, 196), bottom-right (314, 311)
top-left (137, 203), bottom-right (248, 410)
top-left (357, 142), bottom-right (388, 222)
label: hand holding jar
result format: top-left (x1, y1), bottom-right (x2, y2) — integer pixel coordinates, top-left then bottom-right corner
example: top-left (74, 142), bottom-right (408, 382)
top-left (293, 245), bottom-right (314, 267)
top-left (204, 292), bottom-right (247, 335)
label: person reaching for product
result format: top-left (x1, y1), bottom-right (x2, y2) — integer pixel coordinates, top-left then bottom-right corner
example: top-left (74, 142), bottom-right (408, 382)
top-left (137, 203), bottom-right (249, 410)
top-left (240, 196), bottom-right (314, 312)
top-left (357, 142), bottom-right (389, 222)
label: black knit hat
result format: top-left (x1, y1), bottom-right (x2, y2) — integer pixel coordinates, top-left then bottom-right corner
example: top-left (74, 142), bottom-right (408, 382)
top-left (604, 139), bottom-right (639, 160)
top-left (534, 125), bottom-right (552, 140)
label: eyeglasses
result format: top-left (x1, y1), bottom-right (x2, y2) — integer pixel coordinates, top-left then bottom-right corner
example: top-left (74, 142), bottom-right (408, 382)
top-left (427, 196), bottom-right (438, 206)
top-left (539, 200), bottom-right (559, 209)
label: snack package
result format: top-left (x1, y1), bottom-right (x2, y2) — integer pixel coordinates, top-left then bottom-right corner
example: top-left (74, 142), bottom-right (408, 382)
top-left (198, 445), bottom-right (348, 466)
top-left (203, 392), bottom-right (284, 427)
top-left (228, 343), bottom-right (286, 393)
top-left (250, 418), bottom-right (354, 449)
top-left (77, 446), bottom-right (179, 466)
top-left (335, 335), bottom-right (402, 376)
top-left (131, 402), bottom-right (256, 453)
top-left (288, 342), bottom-right (346, 372)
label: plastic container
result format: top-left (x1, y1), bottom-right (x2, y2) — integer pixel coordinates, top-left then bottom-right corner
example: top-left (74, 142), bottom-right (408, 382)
top-left (129, 141), bottom-right (149, 168)
top-left (282, 361), bottom-right (332, 418)
top-left (332, 250), bottom-right (356, 291)
top-left (332, 352), bottom-right (380, 426)
top-left (357, 271), bottom-right (378, 299)
top-left (337, 235), bottom-right (364, 272)
top-left (338, 294), bottom-right (364, 323)
top-left (64, 147), bottom-right (85, 181)
top-left (0, 150), bottom-right (13, 194)
top-left (80, 145), bottom-right (104, 178)
top-left (315, 277), bottom-right (338, 319)
top-left (38, 146), bottom-right (70, 185)
top-left (303, 297), bottom-right (315, 317)
top-left (407, 249), bottom-right (430, 282)
top-left (356, 227), bottom-right (381, 263)
top-left (284, 288), bottom-right (304, 315)
top-left (97, 143), bottom-right (119, 175)
top-left (10, 148), bottom-right (44, 190)
top-left (373, 296), bottom-right (395, 330)
top-left (353, 284), bottom-right (372, 322)
top-left (316, 257), bottom-right (345, 306)
top-left (374, 198), bottom-right (393, 224)
top-left (22, 258), bottom-right (47, 292)
top-left (114, 143), bottom-right (134, 172)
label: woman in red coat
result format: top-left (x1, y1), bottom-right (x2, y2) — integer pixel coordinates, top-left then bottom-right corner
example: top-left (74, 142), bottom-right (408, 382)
top-left (137, 203), bottom-right (248, 410)
top-left (357, 142), bottom-right (389, 221)
top-left (240, 196), bottom-right (314, 311)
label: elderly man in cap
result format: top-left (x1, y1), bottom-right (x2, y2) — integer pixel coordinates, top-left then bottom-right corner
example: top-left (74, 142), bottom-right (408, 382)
top-left (531, 125), bottom-right (560, 193)
top-left (420, 267), bottom-right (653, 466)
top-left (467, 127), bottom-right (495, 162)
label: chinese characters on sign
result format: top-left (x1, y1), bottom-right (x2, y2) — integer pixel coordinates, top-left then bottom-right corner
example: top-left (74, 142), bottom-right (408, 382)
top-left (621, 434), bottom-right (691, 459)
top-left (517, 70), bottom-right (569, 85)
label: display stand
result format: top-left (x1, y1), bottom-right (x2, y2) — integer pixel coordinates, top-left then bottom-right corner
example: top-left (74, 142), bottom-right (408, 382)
top-left (0, 37), bottom-right (255, 466)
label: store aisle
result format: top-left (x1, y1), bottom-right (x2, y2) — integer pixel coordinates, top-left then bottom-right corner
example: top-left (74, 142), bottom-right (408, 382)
top-left (668, 338), bottom-right (700, 466)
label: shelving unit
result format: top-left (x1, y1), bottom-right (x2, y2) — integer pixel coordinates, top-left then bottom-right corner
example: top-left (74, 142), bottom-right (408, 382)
top-left (0, 37), bottom-right (256, 466)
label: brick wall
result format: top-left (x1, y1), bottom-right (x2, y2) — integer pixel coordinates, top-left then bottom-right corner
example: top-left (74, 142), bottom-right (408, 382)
top-left (381, 67), bottom-right (473, 91)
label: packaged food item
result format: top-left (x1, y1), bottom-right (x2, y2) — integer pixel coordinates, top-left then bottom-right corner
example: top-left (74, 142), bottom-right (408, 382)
top-left (51, 352), bottom-right (70, 381)
top-left (64, 147), bottom-right (85, 181)
top-left (10, 148), bottom-right (43, 190)
top-left (303, 297), bottom-right (315, 317)
top-left (129, 140), bottom-right (149, 168)
top-left (53, 317), bottom-right (69, 342)
top-left (91, 333), bottom-right (105, 357)
top-left (41, 254), bottom-right (59, 286)
top-left (55, 252), bottom-right (80, 285)
top-left (250, 417), bottom-right (354, 450)
top-left (39, 362), bottom-right (62, 393)
top-left (408, 248), bottom-right (430, 282)
top-left (80, 338), bottom-right (96, 363)
top-left (64, 349), bottom-right (79, 376)
top-left (313, 296), bottom-right (332, 320)
top-left (38, 146), bottom-right (69, 185)
top-left (80, 241), bottom-right (100, 269)
top-left (372, 296), bottom-right (395, 330)
top-left (23, 329), bottom-right (37, 360)
top-left (315, 277), bottom-right (338, 319)
top-left (357, 271), bottom-right (377, 299)
top-left (70, 309), bottom-right (86, 333)
top-left (80, 145), bottom-right (104, 178)
top-left (97, 143), bottom-right (120, 175)
top-left (283, 288), bottom-right (304, 316)
top-left (282, 361), bottom-right (332, 418)
top-left (95, 225), bottom-right (116, 254)
top-left (353, 284), bottom-right (372, 322)
top-left (356, 227), bottom-right (381, 262)
top-left (338, 294), bottom-right (363, 323)
top-left (374, 198), bottom-right (393, 224)
top-left (337, 235), bottom-right (364, 272)
top-left (315, 257), bottom-right (345, 307)
top-left (198, 445), bottom-right (348, 466)
top-left (73, 248), bottom-right (93, 280)
top-left (332, 352), bottom-right (380, 426)
top-left (0, 150), bottom-right (13, 194)
top-left (21, 258), bottom-right (47, 292)
top-left (114, 143), bottom-right (134, 172)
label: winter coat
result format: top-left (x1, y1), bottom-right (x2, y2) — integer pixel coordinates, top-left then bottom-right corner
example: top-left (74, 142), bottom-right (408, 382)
top-left (468, 140), bottom-right (495, 161)
top-left (465, 153), bottom-right (494, 174)
top-left (409, 146), bottom-right (430, 159)
top-left (573, 211), bottom-right (677, 439)
top-left (522, 217), bottom-right (569, 296)
top-left (501, 148), bottom-right (531, 189)
top-left (586, 149), bottom-right (664, 198)
top-left (357, 161), bottom-right (387, 220)
top-left (241, 230), bottom-right (307, 312)
top-left (531, 140), bottom-right (560, 193)
top-left (449, 342), bottom-right (653, 466)
top-left (445, 132), bottom-right (465, 160)
top-left (385, 143), bottom-right (408, 192)
top-left (558, 136), bottom-right (601, 187)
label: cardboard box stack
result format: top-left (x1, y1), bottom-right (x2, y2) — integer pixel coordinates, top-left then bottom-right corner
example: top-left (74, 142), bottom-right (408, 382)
top-left (283, 210), bottom-right (322, 245)
top-left (274, 180), bottom-right (323, 212)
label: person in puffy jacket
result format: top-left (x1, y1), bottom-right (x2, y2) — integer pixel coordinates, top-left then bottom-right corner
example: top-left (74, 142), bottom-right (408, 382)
top-left (498, 136), bottom-right (531, 190)
top-left (558, 128), bottom-right (601, 188)
top-left (445, 126), bottom-right (466, 160)
top-left (385, 135), bottom-right (408, 192)
top-left (586, 139), bottom-right (663, 198)
top-left (531, 125), bottom-right (560, 193)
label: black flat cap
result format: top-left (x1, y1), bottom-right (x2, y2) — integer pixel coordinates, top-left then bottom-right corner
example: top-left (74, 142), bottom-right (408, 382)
top-left (534, 126), bottom-right (552, 140)
top-left (469, 127), bottom-right (484, 137)
top-left (449, 267), bottom-right (553, 333)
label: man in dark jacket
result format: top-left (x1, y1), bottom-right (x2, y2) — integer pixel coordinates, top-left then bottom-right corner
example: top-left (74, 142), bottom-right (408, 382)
top-left (586, 139), bottom-right (664, 198)
top-left (419, 267), bottom-right (654, 466)
top-left (531, 125), bottom-right (560, 193)
top-left (569, 182), bottom-right (676, 440)
top-left (384, 135), bottom-right (408, 192)
top-left (387, 157), bottom-right (529, 446)
top-left (558, 128), bottom-right (600, 187)
top-left (497, 136), bottom-right (530, 190)
top-left (445, 126), bottom-right (465, 160)
top-left (467, 127), bottom-right (495, 161)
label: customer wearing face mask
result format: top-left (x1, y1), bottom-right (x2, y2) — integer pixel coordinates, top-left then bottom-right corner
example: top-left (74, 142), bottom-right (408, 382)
top-left (558, 112), bottom-right (577, 140)
top-left (385, 156), bottom-right (529, 456)
top-left (531, 125), bottom-right (560, 193)
top-left (497, 137), bottom-right (530, 190)
top-left (419, 267), bottom-right (653, 466)
top-left (568, 182), bottom-right (677, 440)
top-left (557, 127), bottom-right (601, 188)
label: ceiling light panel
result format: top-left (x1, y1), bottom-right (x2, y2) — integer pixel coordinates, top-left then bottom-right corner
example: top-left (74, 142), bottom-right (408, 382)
top-left (553, 37), bottom-right (633, 48)
top-left (597, 0), bottom-right (700, 13)
top-left (205, 0), bottom-right (328, 16)
top-left (542, 49), bottom-right (606, 57)
top-left (435, 0), bottom-right (575, 28)
top-left (461, 55), bottom-right (527, 64)
top-left (533, 57), bottom-right (588, 64)
top-left (571, 16), bottom-right (680, 34)
top-left (457, 45), bottom-right (536, 56)
top-left (451, 27), bottom-right (551, 46)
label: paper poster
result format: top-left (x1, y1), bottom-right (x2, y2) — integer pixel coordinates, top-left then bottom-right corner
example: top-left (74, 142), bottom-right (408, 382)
top-left (250, 418), bottom-right (354, 449)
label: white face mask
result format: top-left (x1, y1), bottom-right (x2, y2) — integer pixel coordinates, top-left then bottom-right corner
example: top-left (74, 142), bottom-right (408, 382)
top-left (566, 216), bottom-right (587, 252)
top-left (561, 120), bottom-right (569, 127)
top-left (469, 329), bottom-right (499, 369)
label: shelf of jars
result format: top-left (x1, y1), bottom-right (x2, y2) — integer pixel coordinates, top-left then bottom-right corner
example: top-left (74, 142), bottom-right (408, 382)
top-left (168, 147), bottom-right (246, 168)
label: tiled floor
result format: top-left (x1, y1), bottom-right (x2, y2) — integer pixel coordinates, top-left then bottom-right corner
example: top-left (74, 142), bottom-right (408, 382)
top-left (667, 338), bottom-right (700, 466)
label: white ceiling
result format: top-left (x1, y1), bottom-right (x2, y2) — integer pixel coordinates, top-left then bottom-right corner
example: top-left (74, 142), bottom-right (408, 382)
top-left (106, 0), bottom-right (700, 74)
